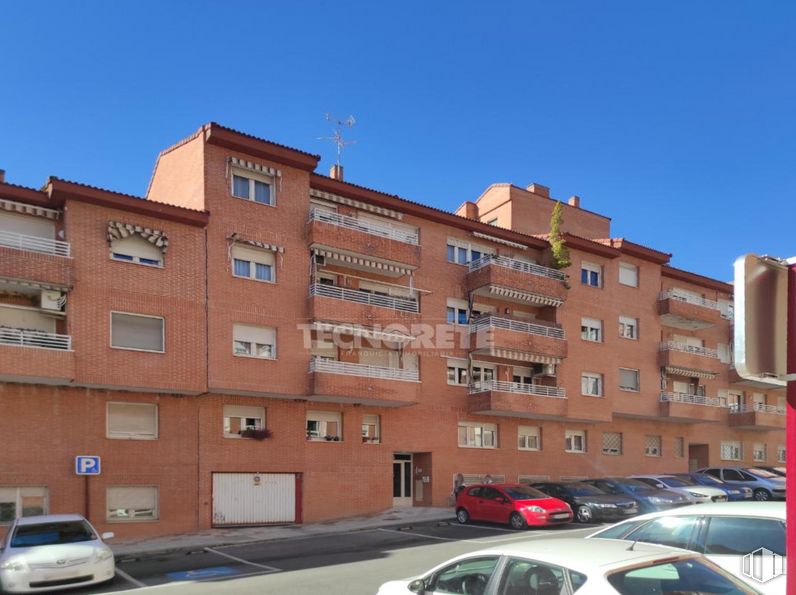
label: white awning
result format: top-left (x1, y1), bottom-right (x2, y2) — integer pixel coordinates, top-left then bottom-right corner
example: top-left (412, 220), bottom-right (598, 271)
top-left (311, 321), bottom-right (414, 343)
top-left (311, 245), bottom-right (415, 276)
top-left (228, 156), bottom-right (282, 178)
top-left (227, 234), bottom-right (284, 253)
top-left (471, 231), bottom-right (527, 250)
top-left (487, 285), bottom-right (564, 307)
top-left (310, 188), bottom-right (403, 220)
top-left (664, 365), bottom-right (718, 380)
top-left (0, 275), bottom-right (70, 292)
top-left (472, 347), bottom-right (562, 365)
top-left (108, 221), bottom-right (168, 253)
top-left (0, 198), bottom-right (59, 220)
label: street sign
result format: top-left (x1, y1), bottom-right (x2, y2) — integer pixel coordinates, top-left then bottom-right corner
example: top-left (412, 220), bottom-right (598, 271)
top-left (75, 455), bottom-right (101, 476)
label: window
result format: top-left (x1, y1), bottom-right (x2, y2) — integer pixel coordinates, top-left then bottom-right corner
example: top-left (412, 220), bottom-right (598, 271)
top-left (703, 517), bottom-right (785, 556)
top-left (106, 486), bottom-right (158, 521)
top-left (445, 239), bottom-right (493, 265)
top-left (512, 366), bottom-right (532, 385)
top-left (619, 368), bottom-right (640, 392)
top-left (232, 324), bottom-right (276, 359)
top-left (446, 298), bottom-right (469, 325)
top-left (110, 312), bottom-right (164, 352)
top-left (602, 432), bottom-right (622, 455)
top-left (565, 430), bottom-right (586, 453)
top-left (110, 235), bottom-right (163, 267)
top-left (306, 410), bottom-right (342, 441)
top-left (471, 363), bottom-right (495, 383)
top-left (223, 405), bottom-right (265, 438)
top-left (231, 169), bottom-right (274, 205)
top-left (362, 414), bottom-right (380, 443)
top-left (428, 556), bottom-right (500, 593)
top-left (497, 558), bottom-right (566, 595)
top-left (0, 487), bottom-right (48, 523)
top-left (518, 426), bottom-right (540, 451)
top-left (580, 261), bottom-right (601, 287)
top-left (777, 445), bottom-right (786, 463)
top-left (458, 422), bottom-right (497, 448)
top-left (581, 372), bottom-right (603, 397)
top-left (726, 390), bottom-right (743, 412)
top-left (720, 440), bottom-right (743, 461)
top-left (618, 262), bottom-right (638, 287)
top-left (580, 317), bottom-right (602, 342)
top-left (625, 516), bottom-right (701, 550)
top-left (231, 245), bottom-right (275, 283)
top-left (674, 437), bottom-right (685, 458)
top-left (107, 402), bottom-right (158, 440)
top-left (753, 442), bottom-right (767, 462)
top-left (447, 359), bottom-right (468, 385)
top-left (619, 316), bottom-right (638, 340)
top-left (645, 435), bottom-right (662, 457)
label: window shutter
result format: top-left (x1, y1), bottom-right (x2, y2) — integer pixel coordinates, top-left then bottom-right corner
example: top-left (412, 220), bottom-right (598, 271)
top-left (107, 403), bottom-right (157, 438)
top-left (111, 313), bottom-right (164, 351)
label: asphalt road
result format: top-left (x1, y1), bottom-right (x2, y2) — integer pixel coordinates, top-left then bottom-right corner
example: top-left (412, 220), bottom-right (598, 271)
top-left (55, 520), bottom-right (602, 595)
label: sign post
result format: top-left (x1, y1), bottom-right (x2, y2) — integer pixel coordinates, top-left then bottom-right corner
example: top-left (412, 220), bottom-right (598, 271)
top-left (788, 263), bottom-right (795, 588)
top-left (75, 455), bottom-right (101, 522)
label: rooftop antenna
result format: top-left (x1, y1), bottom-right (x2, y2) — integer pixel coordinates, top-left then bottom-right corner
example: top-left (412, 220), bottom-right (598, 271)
top-left (318, 113), bottom-right (357, 167)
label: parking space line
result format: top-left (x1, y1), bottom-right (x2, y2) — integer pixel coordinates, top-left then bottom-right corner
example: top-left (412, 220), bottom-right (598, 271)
top-left (204, 546), bottom-right (281, 571)
top-left (116, 567), bottom-right (147, 588)
top-left (448, 524), bottom-right (517, 533)
top-left (377, 528), bottom-right (459, 542)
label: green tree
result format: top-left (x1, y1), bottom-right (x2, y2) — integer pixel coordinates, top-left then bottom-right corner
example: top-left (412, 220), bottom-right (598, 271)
top-left (549, 201), bottom-right (570, 269)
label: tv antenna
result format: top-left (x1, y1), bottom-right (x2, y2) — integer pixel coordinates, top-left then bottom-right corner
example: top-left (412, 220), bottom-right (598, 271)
top-left (318, 113), bottom-right (356, 166)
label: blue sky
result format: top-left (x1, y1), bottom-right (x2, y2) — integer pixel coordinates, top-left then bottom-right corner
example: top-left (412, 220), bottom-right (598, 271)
top-left (1, 1), bottom-right (794, 280)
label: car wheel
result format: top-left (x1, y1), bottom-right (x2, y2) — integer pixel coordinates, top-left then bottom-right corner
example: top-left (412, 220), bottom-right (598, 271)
top-left (456, 507), bottom-right (470, 524)
top-left (754, 488), bottom-right (771, 501)
top-left (509, 512), bottom-right (527, 530)
top-left (576, 505), bottom-right (593, 523)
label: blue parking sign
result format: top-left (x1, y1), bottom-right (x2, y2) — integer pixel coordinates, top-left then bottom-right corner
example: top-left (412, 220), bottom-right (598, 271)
top-left (75, 456), bottom-right (101, 475)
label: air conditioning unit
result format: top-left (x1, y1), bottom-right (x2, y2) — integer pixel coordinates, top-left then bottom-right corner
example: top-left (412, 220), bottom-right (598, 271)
top-left (40, 290), bottom-right (64, 311)
top-left (540, 364), bottom-right (557, 376)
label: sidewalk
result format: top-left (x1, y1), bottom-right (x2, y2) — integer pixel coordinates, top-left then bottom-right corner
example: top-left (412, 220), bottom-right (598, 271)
top-left (111, 507), bottom-right (455, 558)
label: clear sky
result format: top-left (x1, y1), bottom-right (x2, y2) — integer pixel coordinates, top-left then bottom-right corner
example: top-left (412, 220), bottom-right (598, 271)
top-left (1, 1), bottom-right (793, 280)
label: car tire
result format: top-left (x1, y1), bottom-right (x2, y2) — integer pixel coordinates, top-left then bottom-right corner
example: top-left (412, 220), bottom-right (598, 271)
top-left (509, 512), bottom-right (527, 530)
top-left (456, 507), bottom-right (470, 524)
top-left (754, 488), bottom-right (771, 501)
top-left (576, 505), bottom-right (593, 523)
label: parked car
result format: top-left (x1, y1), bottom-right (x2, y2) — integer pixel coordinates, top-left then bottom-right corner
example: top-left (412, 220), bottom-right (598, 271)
top-left (629, 474), bottom-right (727, 503)
top-left (0, 514), bottom-right (115, 593)
top-left (755, 465), bottom-right (786, 477)
top-left (668, 472), bottom-right (753, 501)
top-left (376, 537), bottom-right (758, 595)
top-left (587, 501), bottom-right (785, 594)
top-left (530, 481), bottom-right (638, 523)
top-left (455, 484), bottom-right (572, 530)
top-left (581, 478), bottom-right (690, 514)
top-left (696, 466), bottom-right (786, 501)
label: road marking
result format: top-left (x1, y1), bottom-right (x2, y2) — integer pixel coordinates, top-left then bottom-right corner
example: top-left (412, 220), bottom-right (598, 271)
top-left (377, 528), bottom-right (459, 542)
top-left (204, 546), bottom-right (281, 571)
top-left (116, 567), bottom-right (147, 588)
top-left (448, 523), bottom-right (517, 533)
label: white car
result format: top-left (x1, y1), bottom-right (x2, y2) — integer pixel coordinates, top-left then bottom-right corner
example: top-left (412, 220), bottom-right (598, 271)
top-left (376, 537), bottom-right (758, 594)
top-left (588, 501), bottom-right (785, 594)
top-left (0, 514), bottom-right (115, 593)
top-left (629, 474), bottom-right (728, 504)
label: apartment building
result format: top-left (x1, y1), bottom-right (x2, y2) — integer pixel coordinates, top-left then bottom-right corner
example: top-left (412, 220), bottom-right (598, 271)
top-left (0, 123), bottom-right (785, 539)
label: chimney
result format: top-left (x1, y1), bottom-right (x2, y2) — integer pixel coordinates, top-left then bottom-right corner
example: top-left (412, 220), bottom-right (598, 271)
top-left (526, 183), bottom-right (549, 197)
top-left (329, 164), bottom-right (344, 181)
top-left (568, 195), bottom-right (580, 208)
top-left (462, 201), bottom-right (479, 220)
top-left (0, 169), bottom-right (5, 183)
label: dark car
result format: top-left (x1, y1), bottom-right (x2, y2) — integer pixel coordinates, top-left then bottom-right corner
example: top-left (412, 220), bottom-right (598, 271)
top-left (531, 481), bottom-right (639, 523)
top-left (668, 472), bottom-right (752, 501)
top-left (581, 478), bottom-right (690, 514)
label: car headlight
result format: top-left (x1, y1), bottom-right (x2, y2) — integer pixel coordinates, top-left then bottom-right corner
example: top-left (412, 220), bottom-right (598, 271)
top-left (94, 548), bottom-right (114, 562)
top-left (647, 496), bottom-right (663, 504)
top-left (688, 491), bottom-right (707, 498)
top-left (525, 506), bottom-right (545, 513)
top-left (0, 557), bottom-right (27, 571)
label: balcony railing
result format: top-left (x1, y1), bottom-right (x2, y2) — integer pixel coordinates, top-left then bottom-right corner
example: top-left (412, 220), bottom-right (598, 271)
top-left (0, 327), bottom-right (71, 350)
top-left (469, 379), bottom-right (566, 398)
top-left (660, 392), bottom-right (727, 408)
top-left (0, 230), bottom-right (71, 257)
top-left (310, 356), bottom-right (419, 382)
top-left (660, 341), bottom-right (719, 359)
top-left (309, 208), bottom-right (419, 245)
top-left (730, 402), bottom-right (786, 415)
top-left (469, 254), bottom-right (567, 281)
top-left (470, 315), bottom-right (565, 340)
top-left (309, 283), bottom-right (419, 313)
top-left (659, 289), bottom-right (719, 311)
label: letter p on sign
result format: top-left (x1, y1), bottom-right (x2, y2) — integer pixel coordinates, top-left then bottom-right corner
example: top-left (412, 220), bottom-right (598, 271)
top-left (75, 456), bottom-right (101, 475)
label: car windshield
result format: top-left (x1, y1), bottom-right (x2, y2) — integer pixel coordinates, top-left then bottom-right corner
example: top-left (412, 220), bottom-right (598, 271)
top-left (746, 468), bottom-right (779, 479)
top-left (608, 558), bottom-right (752, 595)
top-left (503, 486), bottom-right (547, 500)
top-left (773, 467), bottom-right (786, 475)
top-left (564, 483), bottom-right (605, 496)
top-left (693, 474), bottom-right (725, 486)
top-left (614, 479), bottom-right (654, 493)
top-left (11, 521), bottom-right (96, 548)
top-left (657, 476), bottom-right (689, 487)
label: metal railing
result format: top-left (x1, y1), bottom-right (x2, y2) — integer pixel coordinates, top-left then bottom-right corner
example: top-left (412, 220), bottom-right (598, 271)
top-left (469, 379), bottom-right (566, 398)
top-left (660, 341), bottom-right (719, 359)
top-left (468, 254), bottom-right (567, 281)
top-left (310, 356), bottom-right (419, 382)
top-left (659, 288), bottom-right (719, 311)
top-left (0, 230), bottom-right (71, 257)
top-left (309, 208), bottom-right (419, 245)
top-left (731, 402), bottom-right (786, 415)
top-left (659, 392), bottom-right (727, 408)
top-left (309, 283), bottom-right (419, 313)
top-left (469, 315), bottom-right (565, 340)
top-left (0, 327), bottom-right (72, 350)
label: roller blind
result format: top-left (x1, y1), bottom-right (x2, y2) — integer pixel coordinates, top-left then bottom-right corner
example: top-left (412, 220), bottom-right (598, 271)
top-left (111, 313), bottom-right (164, 352)
top-left (107, 402), bottom-right (158, 438)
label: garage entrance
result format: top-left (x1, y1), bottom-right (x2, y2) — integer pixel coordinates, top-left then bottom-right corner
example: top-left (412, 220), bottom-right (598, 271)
top-left (212, 472), bottom-right (300, 527)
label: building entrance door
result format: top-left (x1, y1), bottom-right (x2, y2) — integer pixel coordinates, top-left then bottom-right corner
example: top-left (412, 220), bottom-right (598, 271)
top-left (393, 453), bottom-right (412, 507)
top-left (688, 444), bottom-right (709, 471)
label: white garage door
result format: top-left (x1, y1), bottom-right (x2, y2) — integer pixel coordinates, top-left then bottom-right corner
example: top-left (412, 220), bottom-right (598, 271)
top-left (212, 473), bottom-right (297, 526)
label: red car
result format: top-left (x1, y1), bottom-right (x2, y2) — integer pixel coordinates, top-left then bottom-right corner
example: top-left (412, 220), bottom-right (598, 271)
top-left (455, 483), bottom-right (573, 529)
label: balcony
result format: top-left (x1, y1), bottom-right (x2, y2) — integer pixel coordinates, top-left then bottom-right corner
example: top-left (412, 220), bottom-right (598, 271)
top-left (470, 315), bottom-right (566, 361)
top-left (309, 357), bottom-right (420, 407)
top-left (467, 379), bottom-right (567, 420)
top-left (0, 230), bottom-right (70, 257)
top-left (729, 403), bottom-right (786, 431)
top-left (658, 392), bottom-right (728, 423)
top-left (0, 241), bottom-right (73, 288)
top-left (658, 342), bottom-right (723, 378)
top-left (728, 368), bottom-right (786, 390)
top-left (0, 328), bottom-right (74, 384)
top-left (309, 283), bottom-right (420, 326)
top-left (658, 289), bottom-right (723, 330)
top-left (466, 256), bottom-right (567, 307)
top-left (308, 209), bottom-right (420, 268)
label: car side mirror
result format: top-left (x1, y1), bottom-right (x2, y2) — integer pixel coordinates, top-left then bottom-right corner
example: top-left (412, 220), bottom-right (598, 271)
top-left (497, 497), bottom-right (508, 504)
top-left (655, 483), bottom-right (665, 489)
top-left (101, 532), bottom-right (115, 540)
top-left (408, 579), bottom-right (426, 593)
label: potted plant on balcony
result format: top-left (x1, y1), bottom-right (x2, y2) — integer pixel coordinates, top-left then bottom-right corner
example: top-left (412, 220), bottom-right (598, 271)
top-left (239, 428), bottom-right (272, 440)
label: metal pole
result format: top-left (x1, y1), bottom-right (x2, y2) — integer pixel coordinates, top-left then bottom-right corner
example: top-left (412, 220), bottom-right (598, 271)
top-left (787, 263), bottom-right (795, 587)
top-left (85, 475), bottom-right (90, 522)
